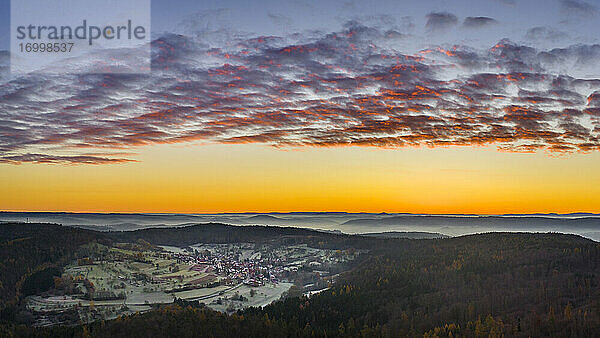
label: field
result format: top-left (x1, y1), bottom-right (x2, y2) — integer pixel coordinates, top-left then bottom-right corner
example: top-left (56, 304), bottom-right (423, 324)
top-left (24, 239), bottom-right (351, 325)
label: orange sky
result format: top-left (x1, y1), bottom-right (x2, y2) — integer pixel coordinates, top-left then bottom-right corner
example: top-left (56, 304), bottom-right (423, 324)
top-left (2, 143), bottom-right (599, 214)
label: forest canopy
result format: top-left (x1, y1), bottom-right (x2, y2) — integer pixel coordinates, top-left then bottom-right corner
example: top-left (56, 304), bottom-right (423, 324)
top-left (1, 223), bottom-right (599, 337)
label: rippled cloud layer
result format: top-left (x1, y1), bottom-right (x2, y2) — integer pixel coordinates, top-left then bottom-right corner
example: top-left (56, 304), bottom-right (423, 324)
top-left (2, 20), bottom-right (600, 164)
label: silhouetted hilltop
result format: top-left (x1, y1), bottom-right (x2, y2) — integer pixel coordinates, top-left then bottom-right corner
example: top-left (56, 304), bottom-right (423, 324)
top-left (342, 215), bottom-right (600, 230)
top-left (3, 223), bottom-right (599, 337)
top-left (362, 231), bottom-right (450, 239)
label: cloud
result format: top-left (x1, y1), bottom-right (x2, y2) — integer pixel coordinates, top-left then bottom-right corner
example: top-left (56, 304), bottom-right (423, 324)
top-left (495, 0), bottom-right (516, 5)
top-left (0, 51), bottom-right (9, 82)
top-left (463, 17), bottom-right (498, 29)
top-left (268, 13), bottom-right (293, 26)
top-left (1, 22), bottom-right (600, 165)
top-left (525, 26), bottom-right (568, 41)
top-left (425, 12), bottom-right (459, 32)
top-left (561, 0), bottom-right (597, 16)
top-left (0, 154), bottom-right (136, 165)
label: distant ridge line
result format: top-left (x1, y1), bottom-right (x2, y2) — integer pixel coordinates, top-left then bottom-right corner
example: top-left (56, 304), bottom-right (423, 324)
top-left (1, 211), bottom-right (599, 216)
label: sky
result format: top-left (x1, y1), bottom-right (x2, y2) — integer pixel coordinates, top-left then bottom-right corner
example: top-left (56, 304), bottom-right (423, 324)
top-left (2, 0), bottom-right (600, 213)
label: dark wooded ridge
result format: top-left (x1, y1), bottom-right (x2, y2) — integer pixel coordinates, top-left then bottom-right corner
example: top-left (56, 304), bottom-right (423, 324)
top-left (1, 222), bottom-right (599, 337)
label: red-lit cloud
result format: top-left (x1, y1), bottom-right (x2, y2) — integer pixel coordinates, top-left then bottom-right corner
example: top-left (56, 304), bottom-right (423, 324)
top-left (1, 22), bottom-right (600, 164)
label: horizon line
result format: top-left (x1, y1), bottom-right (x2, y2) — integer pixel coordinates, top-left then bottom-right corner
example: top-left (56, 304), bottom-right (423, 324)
top-left (2, 210), bottom-right (600, 216)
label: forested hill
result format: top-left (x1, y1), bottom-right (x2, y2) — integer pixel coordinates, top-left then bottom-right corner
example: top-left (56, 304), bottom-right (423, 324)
top-left (0, 223), bottom-right (108, 313)
top-left (251, 232), bottom-right (600, 337)
top-left (2, 223), bottom-right (600, 337)
top-left (0, 222), bottom-right (371, 313)
top-left (106, 222), bottom-right (380, 249)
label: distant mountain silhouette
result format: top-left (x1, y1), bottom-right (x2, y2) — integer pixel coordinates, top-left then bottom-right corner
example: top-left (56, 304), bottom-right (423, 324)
top-left (361, 231), bottom-right (450, 239)
top-left (246, 214), bottom-right (283, 221)
top-left (341, 215), bottom-right (600, 230)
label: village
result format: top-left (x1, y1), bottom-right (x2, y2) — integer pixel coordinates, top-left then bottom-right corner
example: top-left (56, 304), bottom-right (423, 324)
top-left (25, 240), bottom-right (362, 326)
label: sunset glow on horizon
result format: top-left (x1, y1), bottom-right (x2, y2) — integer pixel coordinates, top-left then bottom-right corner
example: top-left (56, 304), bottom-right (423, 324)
top-left (2, 143), bottom-right (599, 214)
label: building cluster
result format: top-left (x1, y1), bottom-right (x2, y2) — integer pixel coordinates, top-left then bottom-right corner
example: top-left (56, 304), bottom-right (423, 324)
top-left (166, 243), bottom-right (360, 289)
top-left (174, 249), bottom-right (286, 287)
